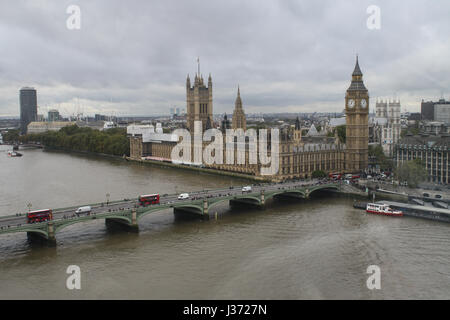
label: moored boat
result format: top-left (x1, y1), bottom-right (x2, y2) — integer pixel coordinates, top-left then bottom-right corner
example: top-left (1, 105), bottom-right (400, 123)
top-left (366, 203), bottom-right (403, 217)
top-left (7, 150), bottom-right (23, 157)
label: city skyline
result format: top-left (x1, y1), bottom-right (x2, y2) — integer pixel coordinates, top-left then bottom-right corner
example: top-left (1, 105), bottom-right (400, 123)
top-left (1, 1), bottom-right (450, 117)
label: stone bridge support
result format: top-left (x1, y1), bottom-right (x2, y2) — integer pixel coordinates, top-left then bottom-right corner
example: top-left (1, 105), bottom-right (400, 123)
top-left (26, 222), bottom-right (56, 246)
top-left (203, 199), bottom-right (209, 220)
top-left (105, 209), bottom-right (139, 232)
top-left (173, 202), bottom-right (209, 220)
top-left (274, 192), bottom-right (305, 200)
top-left (230, 197), bottom-right (264, 210)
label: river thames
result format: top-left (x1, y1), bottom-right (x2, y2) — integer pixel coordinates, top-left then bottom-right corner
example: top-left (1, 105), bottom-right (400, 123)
top-left (0, 145), bottom-right (449, 299)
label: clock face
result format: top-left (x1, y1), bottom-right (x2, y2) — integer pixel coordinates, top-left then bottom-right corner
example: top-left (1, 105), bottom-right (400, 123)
top-left (361, 99), bottom-right (367, 108)
top-left (348, 99), bottom-right (355, 108)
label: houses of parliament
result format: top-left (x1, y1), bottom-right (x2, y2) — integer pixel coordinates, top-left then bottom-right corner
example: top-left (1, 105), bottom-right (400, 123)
top-left (129, 57), bottom-right (369, 181)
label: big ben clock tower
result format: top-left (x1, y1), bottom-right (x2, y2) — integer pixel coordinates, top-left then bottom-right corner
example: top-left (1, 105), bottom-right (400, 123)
top-left (345, 56), bottom-right (369, 172)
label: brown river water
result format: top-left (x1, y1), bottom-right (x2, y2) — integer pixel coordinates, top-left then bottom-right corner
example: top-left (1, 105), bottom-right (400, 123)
top-left (0, 145), bottom-right (449, 299)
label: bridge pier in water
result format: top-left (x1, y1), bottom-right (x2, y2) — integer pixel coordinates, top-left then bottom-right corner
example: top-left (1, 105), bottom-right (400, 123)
top-left (105, 209), bottom-right (139, 233)
top-left (26, 222), bottom-right (56, 246)
top-left (173, 200), bottom-right (209, 220)
top-left (230, 191), bottom-right (265, 210)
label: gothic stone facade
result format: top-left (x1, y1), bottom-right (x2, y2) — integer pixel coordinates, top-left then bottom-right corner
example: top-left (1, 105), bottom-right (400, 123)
top-left (186, 73), bottom-right (213, 132)
top-left (129, 58), bottom-right (368, 181)
top-left (345, 56), bottom-right (369, 172)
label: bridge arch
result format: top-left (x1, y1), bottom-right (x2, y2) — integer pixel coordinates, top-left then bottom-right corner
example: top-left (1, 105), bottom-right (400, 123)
top-left (209, 195), bottom-right (261, 210)
top-left (136, 205), bottom-right (174, 222)
top-left (307, 185), bottom-right (339, 197)
top-left (172, 203), bottom-right (204, 213)
top-left (8, 228), bottom-right (49, 238)
top-left (54, 215), bottom-right (132, 234)
top-left (265, 189), bottom-right (306, 201)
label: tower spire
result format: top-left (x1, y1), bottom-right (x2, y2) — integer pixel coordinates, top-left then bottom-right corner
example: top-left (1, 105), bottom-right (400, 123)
top-left (352, 54), bottom-right (362, 76)
top-left (197, 57), bottom-right (200, 77)
top-left (235, 85), bottom-right (242, 108)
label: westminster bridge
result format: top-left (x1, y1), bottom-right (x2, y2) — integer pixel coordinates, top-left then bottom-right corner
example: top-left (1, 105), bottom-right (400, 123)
top-left (0, 180), bottom-right (345, 245)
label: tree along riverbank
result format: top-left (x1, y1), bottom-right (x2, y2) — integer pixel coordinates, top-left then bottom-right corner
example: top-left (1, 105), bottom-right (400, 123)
top-left (6, 125), bottom-right (129, 157)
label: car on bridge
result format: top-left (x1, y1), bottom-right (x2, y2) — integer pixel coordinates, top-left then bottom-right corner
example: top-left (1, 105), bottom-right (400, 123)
top-left (178, 193), bottom-right (189, 200)
top-left (242, 186), bottom-right (252, 193)
top-left (76, 206), bottom-right (92, 215)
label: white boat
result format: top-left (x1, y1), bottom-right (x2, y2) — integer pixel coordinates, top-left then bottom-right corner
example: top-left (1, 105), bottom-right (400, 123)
top-left (366, 203), bottom-right (403, 217)
top-left (7, 150), bottom-right (22, 157)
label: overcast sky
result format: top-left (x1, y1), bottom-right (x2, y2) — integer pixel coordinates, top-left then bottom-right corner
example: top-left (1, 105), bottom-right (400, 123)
top-left (0, 0), bottom-right (449, 117)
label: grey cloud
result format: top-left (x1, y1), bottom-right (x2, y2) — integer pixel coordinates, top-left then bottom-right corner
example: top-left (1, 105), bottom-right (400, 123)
top-left (0, 0), bottom-right (449, 117)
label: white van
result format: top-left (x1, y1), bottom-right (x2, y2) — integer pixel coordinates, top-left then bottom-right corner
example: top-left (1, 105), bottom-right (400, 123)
top-left (242, 186), bottom-right (252, 192)
top-left (76, 206), bottom-right (91, 215)
top-left (177, 193), bottom-right (189, 200)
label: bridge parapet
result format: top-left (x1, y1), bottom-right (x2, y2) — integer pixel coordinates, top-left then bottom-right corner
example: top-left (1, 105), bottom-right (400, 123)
top-left (0, 182), bottom-right (342, 247)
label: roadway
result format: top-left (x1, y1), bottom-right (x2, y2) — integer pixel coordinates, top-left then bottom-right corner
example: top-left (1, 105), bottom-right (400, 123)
top-left (0, 179), bottom-right (329, 230)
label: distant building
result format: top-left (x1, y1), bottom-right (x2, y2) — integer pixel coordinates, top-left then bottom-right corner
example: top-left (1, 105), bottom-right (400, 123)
top-left (408, 113), bottom-right (421, 121)
top-left (48, 109), bottom-right (60, 122)
top-left (328, 116), bottom-right (346, 128)
top-left (421, 98), bottom-right (450, 121)
top-left (419, 122), bottom-right (450, 135)
top-left (27, 121), bottom-right (76, 134)
top-left (394, 134), bottom-right (449, 184)
top-left (421, 100), bottom-right (435, 120)
top-left (20, 87), bottom-right (37, 134)
top-left (371, 99), bottom-right (401, 156)
top-left (76, 120), bottom-right (106, 131)
top-left (103, 121), bottom-right (116, 130)
top-left (95, 114), bottom-right (107, 121)
top-left (128, 123), bottom-right (178, 162)
top-left (434, 103), bottom-right (450, 123)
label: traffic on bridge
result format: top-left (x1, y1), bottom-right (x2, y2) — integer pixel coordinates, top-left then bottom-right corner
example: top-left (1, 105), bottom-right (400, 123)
top-left (0, 179), bottom-right (342, 245)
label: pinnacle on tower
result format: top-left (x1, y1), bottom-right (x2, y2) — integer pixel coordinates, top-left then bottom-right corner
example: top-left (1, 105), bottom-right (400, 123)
top-left (352, 55), bottom-right (362, 76)
top-left (295, 116), bottom-right (301, 130)
top-left (348, 55), bottom-right (367, 91)
top-left (235, 85), bottom-right (242, 108)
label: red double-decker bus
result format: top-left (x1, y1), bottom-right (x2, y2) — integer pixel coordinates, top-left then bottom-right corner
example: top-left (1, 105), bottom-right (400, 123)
top-left (329, 172), bottom-right (342, 180)
top-left (139, 194), bottom-right (160, 206)
top-left (27, 209), bottom-right (53, 223)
